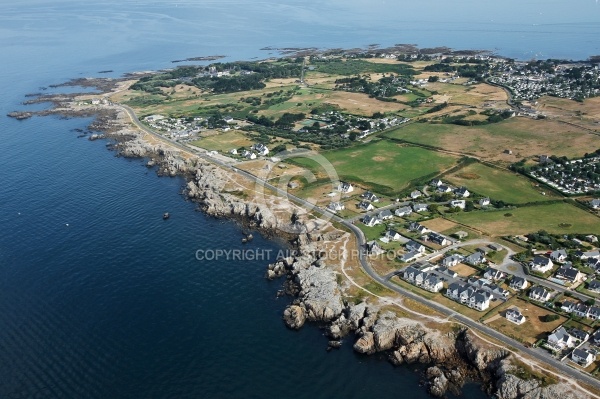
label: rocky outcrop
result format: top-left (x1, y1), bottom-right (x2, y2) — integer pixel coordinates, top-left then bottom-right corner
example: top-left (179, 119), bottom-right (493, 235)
top-left (493, 360), bottom-right (579, 399)
top-left (283, 305), bottom-right (306, 329)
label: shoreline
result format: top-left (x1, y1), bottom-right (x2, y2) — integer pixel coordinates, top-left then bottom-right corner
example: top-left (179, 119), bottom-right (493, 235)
top-left (8, 65), bottom-right (598, 399)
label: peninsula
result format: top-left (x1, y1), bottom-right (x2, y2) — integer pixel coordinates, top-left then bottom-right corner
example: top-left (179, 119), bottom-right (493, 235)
top-left (11, 44), bottom-right (600, 399)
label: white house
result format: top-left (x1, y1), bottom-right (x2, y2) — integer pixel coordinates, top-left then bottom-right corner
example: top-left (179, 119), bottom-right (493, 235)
top-left (548, 327), bottom-right (576, 350)
top-left (528, 286), bottom-right (551, 302)
top-left (337, 181), bottom-right (354, 193)
top-left (479, 197), bottom-right (491, 207)
top-left (530, 256), bottom-right (554, 273)
top-left (484, 267), bottom-right (505, 281)
top-left (554, 263), bottom-right (583, 283)
top-left (450, 200), bottom-right (466, 209)
top-left (550, 249), bottom-right (568, 263)
top-left (509, 276), bottom-right (528, 291)
top-left (385, 230), bottom-right (403, 241)
top-left (358, 201), bottom-right (374, 212)
top-left (412, 203), bottom-right (428, 212)
top-left (590, 198), bottom-right (600, 209)
top-left (505, 308), bottom-right (526, 325)
top-left (399, 250), bottom-right (422, 263)
top-left (423, 275), bottom-right (443, 293)
top-left (441, 254), bottom-right (462, 267)
top-left (410, 190), bottom-right (422, 199)
top-left (251, 143), bottom-right (269, 156)
top-left (395, 206), bottom-right (412, 217)
top-left (363, 214), bottom-right (381, 227)
top-left (366, 240), bottom-right (385, 255)
top-left (377, 209), bottom-right (394, 220)
top-left (454, 187), bottom-right (470, 198)
top-left (468, 291), bottom-right (491, 311)
top-left (428, 232), bottom-right (450, 246)
top-left (362, 191), bottom-right (379, 202)
top-left (406, 240), bottom-right (427, 254)
top-left (326, 202), bottom-right (345, 213)
top-left (465, 251), bottom-right (486, 266)
top-left (572, 348), bottom-right (596, 367)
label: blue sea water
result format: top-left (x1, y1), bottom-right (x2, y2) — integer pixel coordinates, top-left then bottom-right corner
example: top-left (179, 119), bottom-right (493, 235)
top-left (1, 1), bottom-right (599, 398)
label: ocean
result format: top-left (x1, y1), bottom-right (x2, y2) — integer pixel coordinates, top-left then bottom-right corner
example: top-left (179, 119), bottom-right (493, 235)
top-left (1, 1), bottom-right (599, 398)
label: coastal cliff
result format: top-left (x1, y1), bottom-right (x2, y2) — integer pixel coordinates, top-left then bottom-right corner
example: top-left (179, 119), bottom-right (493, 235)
top-left (10, 85), bottom-right (588, 399)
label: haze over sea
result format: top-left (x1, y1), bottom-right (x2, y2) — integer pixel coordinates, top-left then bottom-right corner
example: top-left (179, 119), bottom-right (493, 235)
top-left (1, 1), bottom-right (599, 398)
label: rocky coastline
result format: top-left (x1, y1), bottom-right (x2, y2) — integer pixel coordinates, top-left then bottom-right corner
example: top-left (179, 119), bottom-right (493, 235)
top-left (8, 81), bottom-right (586, 399)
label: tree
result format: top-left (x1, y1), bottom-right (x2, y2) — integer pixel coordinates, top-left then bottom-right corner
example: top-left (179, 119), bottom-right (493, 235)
top-left (465, 200), bottom-right (475, 212)
top-left (428, 75), bottom-right (439, 82)
top-left (349, 132), bottom-right (358, 141)
top-left (541, 314), bottom-right (560, 322)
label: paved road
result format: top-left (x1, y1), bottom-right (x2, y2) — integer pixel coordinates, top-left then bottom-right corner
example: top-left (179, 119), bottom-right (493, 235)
top-left (120, 103), bottom-right (600, 391)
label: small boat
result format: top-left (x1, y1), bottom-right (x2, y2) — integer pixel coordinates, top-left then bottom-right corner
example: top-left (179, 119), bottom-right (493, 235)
top-left (163, 212), bottom-right (170, 220)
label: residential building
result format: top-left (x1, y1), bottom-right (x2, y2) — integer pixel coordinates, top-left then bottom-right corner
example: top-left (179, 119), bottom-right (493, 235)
top-left (479, 197), bottom-right (491, 207)
top-left (385, 230), bottom-right (403, 241)
top-left (506, 308), bottom-right (526, 324)
top-left (588, 280), bottom-right (600, 293)
top-left (363, 214), bottom-right (381, 227)
top-left (509, 276), bottom-right (528, 291)
top-left (362, 191), bottom-right (379, 202)
top-left (438, 184), bottom-right (453, 193)
top-left (406, 240), bottom-right (426, 254)
top-left (585, 235), bottom-right (598, 244)
top-left (572, 348), bottom-right (596, 367)
top-left (412, 203), bottom-right (428, 212)
top-left (590, 198), bottom-right (600, 209)
top-left (358, 201), bottom-right (374, 212)
top-left (366, 240), bottom-right (385, 255)
top-left (554, 263), bottom-right (583, 283)
top-left (454, 187), bottom-right (470, 198)
top-left (399, 250), bottom-right (422, 263)
top-left (548, 327), bottom-right (576, 349)
top-left (251, 143), bottom-right (269, 156)
top-left (337, 181), bottom-right (354, 193)
top-left (430, 179), bottom-right (443, 187)
top-left (569, 328), bottom-right (590, 342)
top-left (395, 206), bottom-right (412, 217)
top-left (377, 209), bottom-right (394, 220)
top-left (465, 251), bottom-right (486, 266)
top-left (428, 232), bottom-right (450, 246)
top-left (326, 202), bottom-right (345, 213)
top-left (484, 267), bottom-right (505, 281)
top-left (488, 243), bottom-right (503, 252)
top-left (528, 286), bottom-right (551, 302)
top-left (410, 190), bottom-right (422, 199)
top-left (408, 222), bottom-right (429, 234)
top-left (423, 275), bottom-right (443, 293)
top-left (441, 254), bottom-right (462, 267)
top-left (550, 249), bottom-right (568, 263)
top-left (530, 256), bottom-right (554, 273)
top-left (438, 266), bottom-right (458, 278)
top-left (450, 199), bottom-right (466, 209)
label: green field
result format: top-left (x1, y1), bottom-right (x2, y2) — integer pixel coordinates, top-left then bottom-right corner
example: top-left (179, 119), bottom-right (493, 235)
top-left (445, 162), bottom-right (556, 204)
top-left (190, 130), bottom-right (254, 152)
top-left (291, 140), bottom-right (459, 194)
top-left (447, 202), bottom-right (600, 235)
top-left (383, 118), bottom-right (596, 161)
